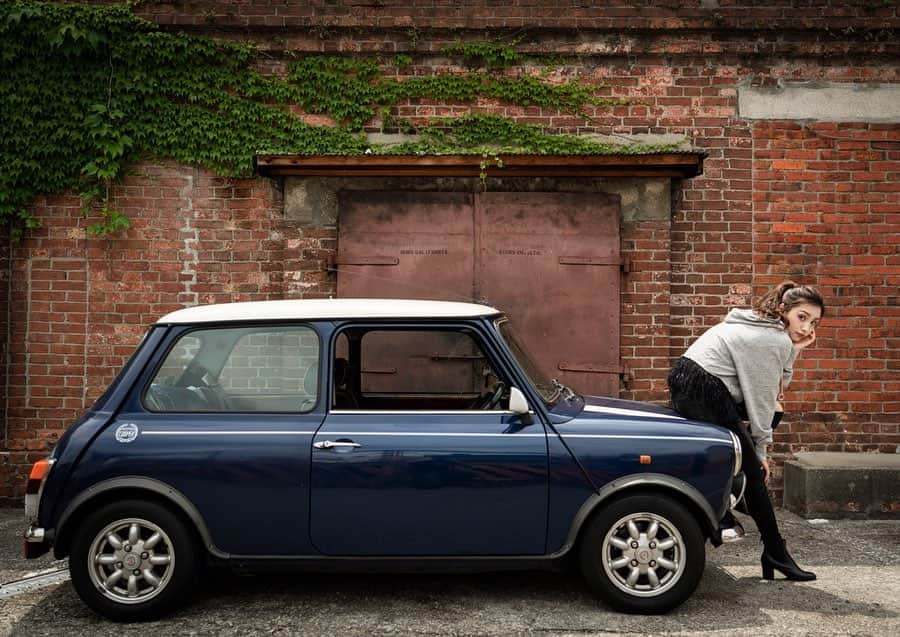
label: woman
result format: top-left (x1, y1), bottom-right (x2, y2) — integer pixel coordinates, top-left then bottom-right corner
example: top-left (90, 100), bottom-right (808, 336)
top-left (667, 281), bottom-right (824, 581)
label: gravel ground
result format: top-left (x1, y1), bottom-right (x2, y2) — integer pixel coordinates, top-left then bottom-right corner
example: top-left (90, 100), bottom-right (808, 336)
top-left (1, 508), bottom-right (898, 636)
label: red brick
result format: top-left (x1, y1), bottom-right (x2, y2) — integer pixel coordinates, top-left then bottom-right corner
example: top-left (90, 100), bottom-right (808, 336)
top-left (2, 9), bottom-right (899, 502)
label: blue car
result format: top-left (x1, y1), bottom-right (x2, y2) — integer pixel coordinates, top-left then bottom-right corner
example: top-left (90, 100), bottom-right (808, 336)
top-left (24, 299), bottom-right (742, 621)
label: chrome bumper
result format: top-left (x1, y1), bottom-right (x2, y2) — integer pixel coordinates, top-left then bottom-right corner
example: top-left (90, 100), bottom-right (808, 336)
top-left (24, 524), bottom-right (46, 543)
top-left (729, 472), bottom-right (747, 510)
top-left (23, 524), bottom-right (51, 559)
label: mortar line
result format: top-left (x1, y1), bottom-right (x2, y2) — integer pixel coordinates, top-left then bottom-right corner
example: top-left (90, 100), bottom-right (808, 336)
top-left (82, 220), bottom-right (90, 410)
top-left (24, 257), bottom-right (32, 437)
top-left (180, 169), bottom-right (199, 308)
top-left (3, 236), bottom-right (11, 444)
top-left (750, 117), bottom-right (756, 309)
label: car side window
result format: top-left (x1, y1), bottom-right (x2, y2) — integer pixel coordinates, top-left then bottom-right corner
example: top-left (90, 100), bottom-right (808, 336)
top-left (332, 328), bottom-right (509, 411)
top-left (144, 326), bottom-right (319, 412)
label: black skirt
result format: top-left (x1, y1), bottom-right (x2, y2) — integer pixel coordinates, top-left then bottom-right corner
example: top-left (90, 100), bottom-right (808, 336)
top-left (667, 357), bottom-right (743, 428)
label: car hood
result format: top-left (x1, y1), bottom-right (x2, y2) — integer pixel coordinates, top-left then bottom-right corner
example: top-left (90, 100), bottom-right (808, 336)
top-left (581, 395), bottom-right (686, 420)
top-left (551, 394), bottom-right (733, 443)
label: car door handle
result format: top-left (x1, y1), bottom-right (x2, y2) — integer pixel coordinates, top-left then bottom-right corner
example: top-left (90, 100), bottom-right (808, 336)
top-left (313, 440), bottom-right (361, 450)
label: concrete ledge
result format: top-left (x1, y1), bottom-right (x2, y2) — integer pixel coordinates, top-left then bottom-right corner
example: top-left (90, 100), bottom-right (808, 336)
top-left (784, 452), bottom-right (900, 519)
top-left (738, 82), bottom-right (900, 122)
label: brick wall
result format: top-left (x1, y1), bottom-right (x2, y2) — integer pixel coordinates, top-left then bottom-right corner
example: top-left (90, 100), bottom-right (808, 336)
top-left (112, 1), bottom-right (896, 32)
top-left (2, 0), bottom-right (898, 501)
top-left (752, 121), bottom-right (899, 496)
top-left (0, 166), bottom-right (285, 503)
top-left (620, 218), bottom-right (672, 405)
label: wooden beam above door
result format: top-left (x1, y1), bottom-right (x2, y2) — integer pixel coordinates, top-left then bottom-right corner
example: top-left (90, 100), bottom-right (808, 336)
top-left (254, 153), bottom-right (705, 179)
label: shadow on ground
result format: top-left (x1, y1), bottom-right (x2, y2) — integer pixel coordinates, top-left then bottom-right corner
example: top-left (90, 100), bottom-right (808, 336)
top-left (3, 561), bottom-right (895, 636)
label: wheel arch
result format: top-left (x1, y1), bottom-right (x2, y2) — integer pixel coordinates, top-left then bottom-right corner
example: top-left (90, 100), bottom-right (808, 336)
top-left (552, 473), bottom-right (720, 559)
top-left (53, 477), bottom-right (226, 560)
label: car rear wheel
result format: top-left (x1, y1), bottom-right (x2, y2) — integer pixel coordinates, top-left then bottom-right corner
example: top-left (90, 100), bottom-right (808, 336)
top-left (580, 493), bottom-right (705, 613)
top-left (69, 500), bottom-right (198, 622)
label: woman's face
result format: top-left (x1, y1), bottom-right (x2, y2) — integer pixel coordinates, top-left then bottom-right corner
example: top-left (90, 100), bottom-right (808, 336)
top-left (781, 301), bottom-right (822, 344)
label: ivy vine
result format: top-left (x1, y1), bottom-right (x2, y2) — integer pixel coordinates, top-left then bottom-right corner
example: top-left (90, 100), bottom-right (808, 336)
top-left (0, 1), bottom-right (682, 239)
top-left (441, 38), bottom-right (524, 70)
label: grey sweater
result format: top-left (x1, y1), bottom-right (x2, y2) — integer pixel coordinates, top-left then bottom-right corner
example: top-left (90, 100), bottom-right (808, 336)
top-left (684, 309), bottom-right (797, 461)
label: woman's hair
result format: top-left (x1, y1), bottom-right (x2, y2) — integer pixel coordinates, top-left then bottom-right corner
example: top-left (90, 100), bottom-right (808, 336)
top-left (754, 280), bottom-right (825, 320)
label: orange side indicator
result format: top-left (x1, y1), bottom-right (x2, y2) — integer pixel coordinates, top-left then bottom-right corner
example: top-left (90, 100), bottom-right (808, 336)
top-left (639, 455), bottom-right (652, 465)
top-left (29, 459), bottom-right (51, 481)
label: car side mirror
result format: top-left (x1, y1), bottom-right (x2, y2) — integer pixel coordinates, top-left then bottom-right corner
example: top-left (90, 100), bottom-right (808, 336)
top-left (509, 387), bottom-right (533, 425)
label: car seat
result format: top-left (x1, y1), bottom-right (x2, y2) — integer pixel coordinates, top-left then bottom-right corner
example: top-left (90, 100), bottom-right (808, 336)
top-left (333, 357), bottom-right (359, 409)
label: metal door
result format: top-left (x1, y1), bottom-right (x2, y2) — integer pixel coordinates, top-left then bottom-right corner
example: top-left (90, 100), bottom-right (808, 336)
top-left (336, 192), bottom-right (474, 301)
top-left (336, 191), bottom-right (622, 396)
top-left (476, 192), bottom-right (621, 396)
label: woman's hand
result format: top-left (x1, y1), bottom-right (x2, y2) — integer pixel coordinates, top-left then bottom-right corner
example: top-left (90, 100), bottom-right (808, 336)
top-left (761, 459), bottom-right (771, 483)
top-left (793, 329), bottom-right (816, 351)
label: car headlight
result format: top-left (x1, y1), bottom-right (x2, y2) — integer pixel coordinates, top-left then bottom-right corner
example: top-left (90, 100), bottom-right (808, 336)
top-left (728, 430), bottom-right (742, 476)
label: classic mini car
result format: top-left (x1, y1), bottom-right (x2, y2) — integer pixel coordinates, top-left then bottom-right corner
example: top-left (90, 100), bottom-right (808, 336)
top-left (24, 299), bottom-right (743, 621)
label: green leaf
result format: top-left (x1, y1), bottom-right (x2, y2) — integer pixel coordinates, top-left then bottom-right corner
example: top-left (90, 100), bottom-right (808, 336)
top-left (0, 1), bottom-right (661, 240)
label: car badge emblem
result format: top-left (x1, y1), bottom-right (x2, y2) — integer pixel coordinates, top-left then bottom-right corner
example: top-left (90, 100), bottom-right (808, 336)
top-left (115, 423), bottom-right (140, 443)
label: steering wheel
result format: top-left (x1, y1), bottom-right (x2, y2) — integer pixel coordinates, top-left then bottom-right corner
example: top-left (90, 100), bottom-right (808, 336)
top-left (182, 364), bottom-right (210, 387)
top-left (481, 381), bottom-right (507, 410)
top-left (187, 365), bottom-right (231, 410)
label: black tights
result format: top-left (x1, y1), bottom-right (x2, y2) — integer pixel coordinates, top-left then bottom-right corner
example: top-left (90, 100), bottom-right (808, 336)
top-left (668, 357), bottom-right (782, 554)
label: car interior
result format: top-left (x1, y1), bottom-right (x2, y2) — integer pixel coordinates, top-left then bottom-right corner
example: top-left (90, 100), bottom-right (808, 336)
top-left (330, 327), bottom-right (511, 411)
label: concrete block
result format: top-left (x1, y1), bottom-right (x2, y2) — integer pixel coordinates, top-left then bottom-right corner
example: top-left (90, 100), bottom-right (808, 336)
top-left (784, 452), bottom-right (900, 519)
top-left (283, 176), bottom-right (671, 224)
top-left (738, 82), bottom-right (900, 122)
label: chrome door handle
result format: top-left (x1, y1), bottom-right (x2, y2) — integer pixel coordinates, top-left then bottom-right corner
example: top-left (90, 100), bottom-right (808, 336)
top-left (313, 440), bottom-right (361, 450)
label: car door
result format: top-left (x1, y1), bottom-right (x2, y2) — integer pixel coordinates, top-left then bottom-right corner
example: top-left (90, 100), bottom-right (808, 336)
top-left (101, 324), bottom-right (324, 556)
top-left (309, 325), bottom-right (549, 556)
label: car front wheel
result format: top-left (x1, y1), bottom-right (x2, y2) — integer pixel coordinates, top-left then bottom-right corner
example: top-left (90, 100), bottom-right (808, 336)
top-left (69, 499), bottom-right (198, 622)
top-left (579, 493), bottom-right (705, 613)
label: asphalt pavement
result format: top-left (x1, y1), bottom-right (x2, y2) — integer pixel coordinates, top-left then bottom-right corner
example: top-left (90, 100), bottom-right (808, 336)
top-left (0, 507), bottom-right (898, 636)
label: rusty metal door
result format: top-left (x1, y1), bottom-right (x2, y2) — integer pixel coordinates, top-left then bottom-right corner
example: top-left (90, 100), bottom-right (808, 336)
top-left (476, 192), bottom-right (621, 396)
top-left (336, 191), bottom-right (622, 397)
top-left (336, 192), bottom-right (474, 301)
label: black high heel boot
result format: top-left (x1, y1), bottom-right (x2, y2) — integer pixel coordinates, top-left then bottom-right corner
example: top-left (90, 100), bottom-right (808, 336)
top-left (761, 540), bottom-right (816, 581)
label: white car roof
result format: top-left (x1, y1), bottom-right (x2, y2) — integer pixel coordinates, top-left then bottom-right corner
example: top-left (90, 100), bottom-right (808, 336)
top-left (156, 298), bottom-right (502, 324)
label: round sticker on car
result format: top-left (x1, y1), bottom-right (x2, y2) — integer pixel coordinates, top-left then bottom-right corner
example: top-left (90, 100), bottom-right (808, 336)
top-left (114, 423), bottom-right (140, 443)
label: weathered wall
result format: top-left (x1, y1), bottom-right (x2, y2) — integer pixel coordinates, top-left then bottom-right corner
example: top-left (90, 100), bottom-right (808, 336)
top-left (751, 121), bottom-right (898, 463)
top-left (1, 0), bottom-right (898, 502)
top-left (0, 167), bottom-right (284, 503)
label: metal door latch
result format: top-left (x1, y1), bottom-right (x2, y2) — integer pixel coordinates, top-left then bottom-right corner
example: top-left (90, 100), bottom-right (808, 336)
top-left (313, 440), bottom-right (362, 450)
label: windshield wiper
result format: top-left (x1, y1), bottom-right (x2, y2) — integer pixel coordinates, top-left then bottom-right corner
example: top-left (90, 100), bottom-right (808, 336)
top-left (551, 378), bottom-right (576, 401)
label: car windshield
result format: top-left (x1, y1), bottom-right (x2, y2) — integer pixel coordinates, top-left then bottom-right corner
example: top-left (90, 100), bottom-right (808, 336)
top-left (495, 318), bottom-right (561, 405)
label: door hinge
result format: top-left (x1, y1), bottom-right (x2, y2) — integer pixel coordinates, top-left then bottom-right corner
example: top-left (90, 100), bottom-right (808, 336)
top-left (332, 255), bottom-right (399, 266)
top-left (559, 256), bottom-right (630, 273)
top-left (558, 361), bottom-right (633, 380)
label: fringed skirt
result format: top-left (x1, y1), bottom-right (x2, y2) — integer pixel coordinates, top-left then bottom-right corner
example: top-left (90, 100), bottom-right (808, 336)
top-left (667, 356), bottom-right (743, 429)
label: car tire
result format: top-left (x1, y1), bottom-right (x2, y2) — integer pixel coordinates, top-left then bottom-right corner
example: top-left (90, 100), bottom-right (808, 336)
top-left (579, 493), bottom-right (705, 614)
top-left (69, 499), bottom-right (198, 622)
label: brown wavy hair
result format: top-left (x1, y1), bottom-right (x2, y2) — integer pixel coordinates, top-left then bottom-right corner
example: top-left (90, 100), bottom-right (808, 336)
top-left (754, 280), bottom-right (825, 320)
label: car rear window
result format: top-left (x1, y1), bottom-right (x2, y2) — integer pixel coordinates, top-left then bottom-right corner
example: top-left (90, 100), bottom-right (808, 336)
top-left (144, 325), bottom-right (319, 412)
